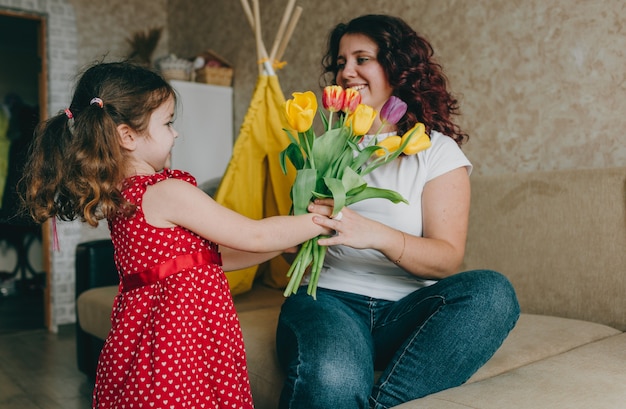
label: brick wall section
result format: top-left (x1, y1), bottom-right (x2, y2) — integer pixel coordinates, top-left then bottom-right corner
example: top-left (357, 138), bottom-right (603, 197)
top-left (0, 0), bottom-right (81, 331)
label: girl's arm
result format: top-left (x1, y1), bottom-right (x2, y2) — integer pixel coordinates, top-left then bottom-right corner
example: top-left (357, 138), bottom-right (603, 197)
top-left (142, 178), bottom-right (329, 254)
top-left (218, 245), bottom-right (297, 271)
top-left (311, 167), bottom-right (470, 280)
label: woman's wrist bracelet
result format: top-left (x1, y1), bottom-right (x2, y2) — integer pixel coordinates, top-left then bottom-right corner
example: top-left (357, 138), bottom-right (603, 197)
top-left (394, 232), bottom-right (406, 265)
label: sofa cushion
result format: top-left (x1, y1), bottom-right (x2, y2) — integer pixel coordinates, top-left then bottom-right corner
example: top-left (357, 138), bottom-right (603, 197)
top-left (467, 313), bottom-right (620, 382)
top-left (233, 281), bottom-right (284, 313)
top-left (76, 281), bottom-right (286, 341)
top-left (398, 332), bottom-right (626, 408)
top-left (463, 167), bottom-right (626, 330)
top-left (76, 285), bottom-right (118, 341)
top-left (237, 309), bottom-right (621, 409)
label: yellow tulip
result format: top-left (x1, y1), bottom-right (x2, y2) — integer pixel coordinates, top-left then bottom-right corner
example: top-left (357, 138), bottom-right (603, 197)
top-left (285, 91), bottom-right (318, 132)
top-left (401, 123), bottom-right (431, 155)
top-left (374, 135), bottom-right (402, 157)
top-left (345, 104), bottom-right (377, 136)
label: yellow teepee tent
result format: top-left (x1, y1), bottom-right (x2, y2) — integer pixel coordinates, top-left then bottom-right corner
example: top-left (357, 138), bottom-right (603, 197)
top-left (215, 0), bottom-right (302, 295)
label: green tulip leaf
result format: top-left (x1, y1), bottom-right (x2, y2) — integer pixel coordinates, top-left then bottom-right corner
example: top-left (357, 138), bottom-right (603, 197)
top-left (292, 168), bottom-right (317, 215)
top-left (327, 149), bottom-right (354, 180)
top-left (280, 143), bottom-right (305, 174)
top-left (312, 127), bottom-right (350, 174)
top-left (323, 176), bottom-right (347, 216)
top-left (340, 167), bottom-right (367, 193)
top-left (346, 186), bottom-right (408, 206)
top-left (283, 128), bottom-right (299, 145)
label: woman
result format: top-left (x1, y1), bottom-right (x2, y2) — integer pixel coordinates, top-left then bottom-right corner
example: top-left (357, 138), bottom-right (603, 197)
top-left (276, 14), bottom-right (520, 409)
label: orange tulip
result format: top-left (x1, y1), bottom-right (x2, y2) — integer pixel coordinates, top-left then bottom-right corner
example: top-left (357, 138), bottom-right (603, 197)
top-left (322, 85), bottom-right (345, 113)
top-left (342, 88), bottom-right (362, 115)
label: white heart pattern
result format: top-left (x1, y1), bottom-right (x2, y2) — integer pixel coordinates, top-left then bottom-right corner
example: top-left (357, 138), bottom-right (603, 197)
top-left (94, 170), bottom-right (252, 409)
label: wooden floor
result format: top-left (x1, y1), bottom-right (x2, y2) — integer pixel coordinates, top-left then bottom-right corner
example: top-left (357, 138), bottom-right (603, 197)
top-left (0, 286), bottom-right (93, 408)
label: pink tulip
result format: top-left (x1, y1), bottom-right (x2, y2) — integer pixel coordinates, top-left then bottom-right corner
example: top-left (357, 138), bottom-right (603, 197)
top-left (379, 96), bottom-right (407, 125)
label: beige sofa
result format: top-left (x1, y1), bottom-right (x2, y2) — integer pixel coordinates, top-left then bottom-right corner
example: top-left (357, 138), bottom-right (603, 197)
top-left (76, 166), bottom-right (626, 408)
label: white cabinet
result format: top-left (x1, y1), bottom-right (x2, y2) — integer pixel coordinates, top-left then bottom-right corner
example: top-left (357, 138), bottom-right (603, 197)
top-left (169, 80), bottom-right (233, 184)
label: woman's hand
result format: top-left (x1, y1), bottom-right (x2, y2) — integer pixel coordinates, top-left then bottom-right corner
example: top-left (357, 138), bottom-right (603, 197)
top-left (308, 199), bottom-right (386, 249)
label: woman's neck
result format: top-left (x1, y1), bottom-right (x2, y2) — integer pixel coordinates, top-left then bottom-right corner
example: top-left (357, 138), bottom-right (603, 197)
top-left (369, 119), bottom-right (397, 135)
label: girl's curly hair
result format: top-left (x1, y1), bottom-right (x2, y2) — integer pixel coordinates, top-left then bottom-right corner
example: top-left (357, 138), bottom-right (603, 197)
top-left (322, 14), bottom-right (468, 145)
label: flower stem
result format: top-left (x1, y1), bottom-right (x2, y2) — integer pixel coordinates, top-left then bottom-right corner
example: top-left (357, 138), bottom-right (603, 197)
top-left (306, 238), bottom-right (328, 299)
top-left (302, 129), bottom-right (316, 169)
top-left (283, 239), bottom-right (314, 296)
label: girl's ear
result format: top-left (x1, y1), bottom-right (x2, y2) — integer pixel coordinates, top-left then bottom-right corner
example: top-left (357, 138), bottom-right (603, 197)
top-left (117, 124), bottom-right (137, 151)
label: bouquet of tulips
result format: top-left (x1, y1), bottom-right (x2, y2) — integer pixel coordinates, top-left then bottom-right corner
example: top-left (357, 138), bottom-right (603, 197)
top-left (280, 86), bottom-right (431, 298)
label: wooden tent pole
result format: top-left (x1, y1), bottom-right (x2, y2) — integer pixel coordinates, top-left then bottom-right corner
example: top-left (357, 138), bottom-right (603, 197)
top-left (240, 0), bottom-right (301, 74)
top-left (239, 0), bottom-right (254, 30)
top-left (269, 0), bottom-right (296, 62)
top-left (276, 6), bottom-right (302, 62)
top-left (241, 0), bottom-right (273, 74)
top-left (252, 0), bottom-right (264, 75)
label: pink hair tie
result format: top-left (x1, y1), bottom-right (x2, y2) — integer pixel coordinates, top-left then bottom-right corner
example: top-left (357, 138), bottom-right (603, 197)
top-left (64, 108), bottom-right (73, 119)
top-left (51, 218), bottom-right (60, 252)
top-left (90, 97), bottom-right (104, 108)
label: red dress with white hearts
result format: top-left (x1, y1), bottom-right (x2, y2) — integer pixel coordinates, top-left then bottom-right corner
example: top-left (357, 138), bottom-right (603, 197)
top-left (93, 169), bottom-right (253, 409)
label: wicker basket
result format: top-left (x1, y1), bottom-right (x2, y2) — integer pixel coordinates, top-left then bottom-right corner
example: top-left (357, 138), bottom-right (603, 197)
top-left (162, 68), bottom-right (191, 81)
top-left (158, 55), bottom-right (193, 81)
top-left (194, 50), bottom-right (233, 86)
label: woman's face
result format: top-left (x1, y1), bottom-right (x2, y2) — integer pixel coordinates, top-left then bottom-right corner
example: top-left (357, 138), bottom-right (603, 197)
top-left (335, 33), bottom-right (394, 116)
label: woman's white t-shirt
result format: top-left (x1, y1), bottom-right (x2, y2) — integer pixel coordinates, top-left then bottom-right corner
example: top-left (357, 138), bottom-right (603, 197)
top-left (314, 130), bottom-right (472, 301)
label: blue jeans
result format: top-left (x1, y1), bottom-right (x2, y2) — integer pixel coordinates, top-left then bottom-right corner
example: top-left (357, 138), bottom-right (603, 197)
top-left (276, 270), bottom-right (520, 409)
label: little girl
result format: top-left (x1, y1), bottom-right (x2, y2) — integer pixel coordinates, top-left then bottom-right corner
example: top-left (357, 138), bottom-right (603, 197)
top-left (22, 61), bottom-right (330, 409)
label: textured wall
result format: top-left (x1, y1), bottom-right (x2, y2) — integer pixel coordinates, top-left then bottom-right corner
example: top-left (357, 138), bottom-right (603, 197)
top-left (69, 0), bottom-right (169, 69)
top-left (167, 0), bottom-right (626, 175)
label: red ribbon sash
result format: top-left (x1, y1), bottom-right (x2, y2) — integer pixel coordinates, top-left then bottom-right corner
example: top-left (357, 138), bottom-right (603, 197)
top-left (122, 250), bottom-right (222, 292)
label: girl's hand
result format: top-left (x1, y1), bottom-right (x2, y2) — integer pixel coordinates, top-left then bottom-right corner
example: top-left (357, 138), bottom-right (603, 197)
top-left (307, 198), bottom-right (335, 218)
top-left (309, 203), bottom-right (385, 249)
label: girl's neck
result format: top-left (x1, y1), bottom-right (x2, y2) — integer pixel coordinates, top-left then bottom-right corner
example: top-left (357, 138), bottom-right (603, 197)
top-left (124, 163), bottom-right (158, 179)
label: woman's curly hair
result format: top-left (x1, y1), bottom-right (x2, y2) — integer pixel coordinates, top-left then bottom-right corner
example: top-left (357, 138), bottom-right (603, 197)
top-left (22, 61), bottom-right (175, 227)
top-left (322, 14), bottom-right (468, 145)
